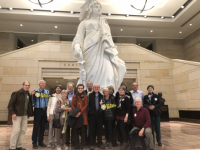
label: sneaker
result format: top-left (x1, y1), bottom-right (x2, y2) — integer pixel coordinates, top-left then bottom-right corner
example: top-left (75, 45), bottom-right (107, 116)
top-left (56, 146), bottom-right (61, 150)
top-left (108, 142), bottom-right (113, 149)
top-left (63, 144), bottom-right (68, 150)
top-left (47, 143), bottom-right (52, 148)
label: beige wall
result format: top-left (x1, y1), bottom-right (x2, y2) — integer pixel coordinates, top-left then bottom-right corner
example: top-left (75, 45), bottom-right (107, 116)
top-left (153, 39), bottom-right (184, 59)
top-left (37, 34), bottom-right (60, 43)
top-left (183, 28), bottom-right (200, 62)
top-left (0, 41), bottom-right (200, 122)
top-left (0, 32), bottom-right (17, 55)
top-left (172, 60), bottom-right (200, 117)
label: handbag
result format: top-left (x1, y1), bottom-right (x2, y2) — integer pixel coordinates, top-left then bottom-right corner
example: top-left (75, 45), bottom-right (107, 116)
top-left (53, 113), bottom-right (60, 128)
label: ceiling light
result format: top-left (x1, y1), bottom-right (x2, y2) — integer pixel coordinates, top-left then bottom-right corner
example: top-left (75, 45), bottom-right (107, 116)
top-left (138, 44), bottom-right (140, 45)
top-left (126, 14), bottom-right (129, 17)
top-left (30, 9), bottom-right (33, 12)
top-left (108, 13), bottom-right (111, 16)
top-left (51, 10), bottom-right (54, 13)
top-left (31, 40), bottom-right (33, 42)
top-left (9, 8), bottom-right (13, 10)
top-left (150, 30), bottom-right (153, 32)
top-left (172, 16), bottom-right (175, 18)
top-left (190, 24), bottom-right (192, 26)
top-left (179, 31), bottom-right (182, 33)
top-left (56, 81), bottom-right (58, 83)
top-left (70, 11), bottom-right (73, 14)
top-left (181, 6), bottom-right (184, 8)
top-left (55, 26), bottom-right (57, 28)
top-left (20, 24), bottom-right (23, 26)
top-left (161, 16), bottom-right (164, 19)
top-left (121, 29), bottom-right (123, 31)
top-left (144, 15), bottom-right (147, 18)
top-left (0, 6), bottom-right (1, 9)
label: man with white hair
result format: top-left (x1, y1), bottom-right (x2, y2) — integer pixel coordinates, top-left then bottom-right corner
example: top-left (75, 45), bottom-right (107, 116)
top-left (31, 80), bottom-right (50, 149)
top-left (131, 97), bottom-right (154, 150)
top-left (88, 84), bottom-right (105, 150)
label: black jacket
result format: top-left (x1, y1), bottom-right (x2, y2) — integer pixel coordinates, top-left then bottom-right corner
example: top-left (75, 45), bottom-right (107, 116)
top-left (115, 91), bottom-right (133, 106)
top-left (115, 95), bottom-right (130, 116)
top-left (143, 93), bottom-right (161, 117)
top-left (88, 91), bottom-right (104, 116)
top-left (66, 108), bottom-right (83, 128)
top-left (7, 88), bottom-right (34, 117)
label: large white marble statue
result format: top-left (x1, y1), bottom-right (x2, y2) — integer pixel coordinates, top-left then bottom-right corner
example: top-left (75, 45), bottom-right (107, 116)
top-left (72, 0), bottom-right (126, 92)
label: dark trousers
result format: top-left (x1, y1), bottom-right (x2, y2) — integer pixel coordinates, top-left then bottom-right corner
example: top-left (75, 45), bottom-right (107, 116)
top-left (32, 108), bottom-right (47, 144)
top-left (117, 119), bottom-right (128, 143)
top-left (73, 125), bottom-right (86, 146)
top-left (151, 115), bottom-right (161, 144)
top-left (104, 120), bottom-right (114, 143)
top-left (89, 114), bottom-right (103, 145)
top-left (66, 125), bottom-right (74, 144)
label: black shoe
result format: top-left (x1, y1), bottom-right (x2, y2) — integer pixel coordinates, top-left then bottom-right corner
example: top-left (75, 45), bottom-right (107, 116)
top-left (16, 148), bottom-right (26, 150)
top-left (158, 142), bottom-right (162, 146)
top-left (33, 143), bottom-right (38, 149)
top-left (74, 145), bottom-right (79, 149)
top-left (38, 142), bottom-right (46, 147)
top-left (90, 146), bottom-right (95, 150)
top-left (79, 144), bottom-right (84, 150)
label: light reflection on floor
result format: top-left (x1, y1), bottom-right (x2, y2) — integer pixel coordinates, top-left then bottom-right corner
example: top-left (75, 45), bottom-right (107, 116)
top-left (1, 121), bottom-right (200, 150)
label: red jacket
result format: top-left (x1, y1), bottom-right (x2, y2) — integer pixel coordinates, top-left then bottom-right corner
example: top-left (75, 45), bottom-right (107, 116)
top-left (132, 107), bottom-right (151, 129)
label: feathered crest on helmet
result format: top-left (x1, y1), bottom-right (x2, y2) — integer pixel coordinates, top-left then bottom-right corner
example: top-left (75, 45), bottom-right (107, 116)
top-left (79, 0), bottom-right (102, 21)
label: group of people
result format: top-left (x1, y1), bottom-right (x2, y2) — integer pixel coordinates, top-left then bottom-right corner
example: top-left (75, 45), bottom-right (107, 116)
top-left (7, 80), bottom-right (162, 150)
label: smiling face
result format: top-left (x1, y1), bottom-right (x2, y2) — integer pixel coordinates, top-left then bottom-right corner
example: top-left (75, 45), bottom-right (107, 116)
top-left (77, 85), bottom-right (84, 94)
top-left (103, 89), bottom-right (109, 96)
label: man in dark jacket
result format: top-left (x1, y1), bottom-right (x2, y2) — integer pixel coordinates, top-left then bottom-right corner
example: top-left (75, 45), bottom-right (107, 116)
top-left (7, 81), bottom-right (34, 150)
top-left (143, 85), bottom-right (162, 146)
top-left (88, 84), bottom-right (105, 150)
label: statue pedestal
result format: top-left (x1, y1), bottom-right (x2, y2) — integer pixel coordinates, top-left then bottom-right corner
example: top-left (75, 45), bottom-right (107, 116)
top-left (160, 105), bottom-right (169, 122)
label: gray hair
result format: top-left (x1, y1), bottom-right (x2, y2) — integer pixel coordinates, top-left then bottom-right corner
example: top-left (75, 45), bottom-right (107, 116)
top-left (103, 87), bottom-right (108, 92)
top-left (135, 97), bottom-right (142, 104)
top-left (38, 80), bottom-right (46, 84)
top-left (87, 81), bottom-right (93, 85)
top-left (118, 86), bottom-right (126, 92)
top-left (61, 90), bottom-right (68, 95)
top-left (68, 83), bottom-right (74, 87)
top-left (22, 81), bottom-right (30, 86)
top-left (93, 84), bottom-right (100, 88)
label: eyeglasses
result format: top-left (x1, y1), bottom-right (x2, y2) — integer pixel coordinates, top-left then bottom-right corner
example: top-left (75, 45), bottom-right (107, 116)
top-left (24, 85), bottom-right (30, 87)
top-left (78, 88), bottom-right (84, 89)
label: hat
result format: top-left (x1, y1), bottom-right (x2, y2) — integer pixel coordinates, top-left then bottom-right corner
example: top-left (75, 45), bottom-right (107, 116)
top-left (147, 85), bottom-right (154, 90)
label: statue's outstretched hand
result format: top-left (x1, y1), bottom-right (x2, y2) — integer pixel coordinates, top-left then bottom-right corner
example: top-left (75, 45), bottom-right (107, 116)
top-left (74, 44), bottom-right (82, 58)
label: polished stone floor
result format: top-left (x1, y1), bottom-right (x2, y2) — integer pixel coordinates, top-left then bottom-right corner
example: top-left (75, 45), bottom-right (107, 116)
top-left (1, 121), bottom-right (200, 150)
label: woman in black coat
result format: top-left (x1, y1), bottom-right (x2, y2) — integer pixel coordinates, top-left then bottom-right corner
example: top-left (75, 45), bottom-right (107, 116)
top-left (143, 85), bottom-right (162, 146)
top-left (115, 87), bottom-right (130, 150)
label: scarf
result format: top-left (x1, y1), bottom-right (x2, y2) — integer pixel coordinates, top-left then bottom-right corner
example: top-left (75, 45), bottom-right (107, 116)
top-left (87, 89), bottom-right (93, 95)
top-left (117, 95), bottom-right (125, 108)
top-left (60, 98), bottom-right (69, 134)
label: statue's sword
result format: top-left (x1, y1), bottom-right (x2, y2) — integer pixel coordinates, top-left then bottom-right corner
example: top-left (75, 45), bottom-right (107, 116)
top-left (77, 53), bottom-right (86, 90)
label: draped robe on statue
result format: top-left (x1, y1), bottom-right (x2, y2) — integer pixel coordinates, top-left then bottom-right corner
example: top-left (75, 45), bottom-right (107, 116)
top-left (72, 17), bottom-right (126, 92)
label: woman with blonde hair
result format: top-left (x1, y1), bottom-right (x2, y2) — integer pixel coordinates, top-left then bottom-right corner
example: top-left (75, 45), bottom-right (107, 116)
top-left (55, 90), bottom-right (71, 150)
